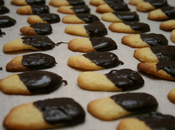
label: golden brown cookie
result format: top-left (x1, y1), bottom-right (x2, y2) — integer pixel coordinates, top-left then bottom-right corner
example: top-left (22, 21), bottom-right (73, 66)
top-left (49, 0), bottom-right (85, 7)
top-left (11, 0), bottom-right (45, 5)
top-left (168, 88), bottom-right (175, 104)
top-left (90, 0), bottom-right (124, 6)
top-left (171, 29), bottom-right (175, 43)
top-left (160, 19), bottom-right (175, 31)
top-left (128, 0), bottom-right (144, 5)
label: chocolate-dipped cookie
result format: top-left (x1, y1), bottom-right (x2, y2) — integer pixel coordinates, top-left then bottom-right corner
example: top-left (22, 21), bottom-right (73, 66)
top-left (11, 0), bottom-right (46, 5)
top-left (0, 16), bottom-right (16, 28)
top-left (49, 0), bottom-right (85, 7)
top-left (90, 0), bottom-right (124, 6)
top-left (0, 5), bottom-right (9, 14)
top-left (0, 0), bottom-right (4, 5)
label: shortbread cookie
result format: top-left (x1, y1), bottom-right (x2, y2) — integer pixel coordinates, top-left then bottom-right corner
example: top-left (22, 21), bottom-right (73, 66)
top-left (122, 33), bottom-right (168, 48)
top-left (0, 71), bottom-right (67, 95)
top-left (62, 14), bottom-right (100, 24)
top-left (0, 16), bottom-right (16, 28)
top-left (109, 22), bottom-right (150, 33)
top-left (96, 3), bottom-right (130, 13)
top-left (27, 13), bottom-right (60, 25)
top-left (20, 22), bottom-right (52, 35)
top-left (134, 45), bottom-right (175, 62)
top-left (65, 21), bottom-right (107, 37)
top-left (160, 19), bottom-right (175, 31)
top-left (58, 5), bottom-right (90, 14)
top-left (49, 0), bottom-right (85, 7)
top-left (128, 0), bottom-right (144, 5)
top-left (11, 0), bottom-right (45, 5)
top-left (6, 53), bottom-right (56, 72)
top-left (168, 88), bottom-right (175, 104)
top-left (88, 93), bottom-right (158, 121)
top-left (171, 29), bottom-right (175, 43)
top-left (137, 61), bottom-right (175, 80)
top-left (68, 51), bottom-right (123, 70)
top-left (90, 0), bottom-right (123, 6)
top-left (17, 5), bottom-right (49, 15)
top-left (0, 5), bottom-right (9, 14)
top-left (117, 112), bottom-right (175, 130)
top-left (0, 0), bottom-right (4, 5)
top-left (102, 11), bottom-right (139, 22)
top-left (68, 37), bottom-right (117, 52)
top-left (78, 69), bottom-right (144, 91)
top-left (3, 98), bottom-right (85, 130)
top-left (3, 35), bottom-right (55, 52)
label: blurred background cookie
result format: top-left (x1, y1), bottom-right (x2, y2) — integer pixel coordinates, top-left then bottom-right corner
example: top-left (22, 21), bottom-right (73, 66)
top-left (0, 16), bottom-right (16, 28)
top-left (90, 0), bottom-right (124, 6)
top-left (11, 0), bottom-right (46, 5)
top-left (128, 0), bottom-right (144, 6)
top-left (0, 5), bottom-right (9, 14)
top-left (49, 0), bottom-right (85, 7)
top-left (160, 19), bottom-right (175, 31)
top-left (171, 29), bottom-right (175, 43)
top-left (168, 88), bottom-right (175, 104)
top-left (0, 0), bottom-right (4, 5)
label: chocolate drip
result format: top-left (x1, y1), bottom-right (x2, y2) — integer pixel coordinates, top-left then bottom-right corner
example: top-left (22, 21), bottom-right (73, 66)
top-left (26, 0), bottom-right (45, 5)
top-left (76, 14), bottom-right (100, 23)
top-left (31, 5), bottom-right (49, 14)
top-left (161, 6), bottom-right (175, 19)
top-left (18, 71), bottom-right (64, 94)
top-left (90, 37), bottom-right (117, 51)
top-left (140, 33), bottom-right (168, 46)
top-left (0, 0), bottom-right (4, 5)
top-left (104, 0), bottom-right (123, 4)
top-left (38, 13), bottom-right (60, 23)
top-left (106, 69), bottom-right (144, 91)
top-left (22, 35), bottom-right (55, 50)
top-left (71, 5), bottom-right (90, 14)
top-left (84, 21), bottom-right (107, 37)
top-left (0, 5), bottom-right (9, 14)
top-left (83, 51), bottom-right (123, 68)
top-left (111, 93), bottom-right (158, 112)
top-left (112, 11), bottom-right (139, 21)
top-left (149, 0), bottom-right (168, 8)
top-left (33, 98), bottom-right (85, 125)
top-left (0, 29), bottom-right (5, 36)
top-left (108, 2), bottom-right (130, 11)
top-left (67, 0), bottom-right (85, 6)
top-left (0, 16), bottom-right (16, 28)
top-left (31, 22), bottom-right (52, 35)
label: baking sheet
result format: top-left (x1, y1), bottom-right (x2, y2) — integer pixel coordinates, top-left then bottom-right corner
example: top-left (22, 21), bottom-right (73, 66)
top-left (0, 0), bottom-right (175, 130)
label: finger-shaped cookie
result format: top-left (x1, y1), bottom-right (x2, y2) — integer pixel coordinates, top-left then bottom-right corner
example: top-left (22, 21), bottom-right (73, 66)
top-left (17, 5), bottom-right (49, 15)
top-left (0, 5), bottom-right (9, 14)
top-left (90, 0), bottom-right (124, 6)
top-left (0, 71), bottom-right (66, 95)
top-left (3, 98), bottom-right (85, 130)
top-left (168, 88), bottom-right (175, 104)
top-left (134, 45), bottom-right (175, 62)
top-left (3, 35), bottom-right (55, 52)
top-left (88, 93), bottom-right (158, 121)
top-left (160, 19), bottom-right (175, 31)
top-left (137, 61), bottom-right (175, 80)
top-left (128, 0), bottom-right (144, 5)
top-left (11, 0), bottom-right (45, 5)
top-left (171, 29), bottom-right (175, 43)
top-left (122, 33), bottom-right (168, 48)
top-left (0, 16), bottom-right (16, 28)
top-left (109, 22), bottom-right (150, 34)
top-left (117, 112), bottom-right (175, 130)
top-left (68, 37), bottom-right (117, 52)
top-left (62, 14), bottom-right (100, 24)
top-left (65, 21), bottom-right (107, 37)
top-left (68, 51), bottom-right (123, 70)
top-left (78, 69), bottom-right (144, 91)
top-left (0, 0), bottom-right (4, 5)
top-left (49, 0), bottom-right (85, 7)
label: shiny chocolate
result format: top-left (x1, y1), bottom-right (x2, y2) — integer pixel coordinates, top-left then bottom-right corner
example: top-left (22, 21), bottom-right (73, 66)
top-left (38, 13), bottom-right (60, 23)
top-left (84, 21), bottom-right (107, 37)
top-left (90, 37), bottom-right (117, 51)
top-left (33, 98), bottom-right (85, 125)
top-left (67, 0), bottom-right (85, 6)
top-left (83, 51), bottom-right (123, 68)
top-left (0, 5), bottom-right (9, 14)
top-left (149, 0), bottom-right (168, 8)
top-left (105, 69), bottom-right (144, 91)
top-left (161, 6), bottom-right (175, 19)
top-left (71, 5), bottom-right (90, 14)
top-left (76, 14), bottom-right (100, 23)
top-left (112, 11), bottom-right (139, 21)
top-left (0, 16), bottom-right (16, 28)
top-left (104, 0), bottom-right (123, 4)
top-left (0, 0), bottom-right (4, 5)
top-left (31, 22), bottom-right (52, 35)
top-left (111, 93), bottom-right (158, 112)
top-left (26, 0), bottom-right (45, 5)
top-left (108, 2), bottom-right (130, 11)
top-left (31, 5), bottom-right (49, 14)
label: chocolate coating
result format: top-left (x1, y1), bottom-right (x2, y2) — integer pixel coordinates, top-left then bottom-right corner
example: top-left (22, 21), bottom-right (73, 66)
top-left (140, 33), bottom-right (168, 46)
top-left (22, 35), bottom-right (55, 50)
top-left (106, 69), bottom-right (144, 91)
top-left (110, 93), bottom-right (158, 112)
top-left (26, 0), bottom-right (45, 5)
top-left (85, 21), bottom-right (107, 37)
top-left (83, 51), bottom-right (123, 68)
top-left (67, 0), bottom-right (85, 6)
top-left (90, 37), bottom-right (117, 51)
top-left (18, 71), bottom-right (63, 94)
top-left (0, 5), bottom-right (9, 14)
top-left (104, 0), bottom-right (123, 4)
top-left (0, 0), bottom-right (4, 5)
top-left (33, 98), bottom-right (85, 125)
top-left (108, 2), bottom-right (130, 11)
top-left (0, 16), bottom-right (16, 28)
top-left (76, 14), bottom-right (100, 23)
top-left (149, 0), bottom-right (168, 8)
top-left (71, 5), bottom-right (90, 14)
top-left (161, 6), bottom-right (175, 19)
top-left (112, 11), bottom-right (139, 21)
top-left (0, 29), bottom-right (5, 36)
top-left (31, 22), bottom-right (52, 35)
top-left (38, 13), bottom-right (60, 23)
top-left (31, 5), bottom-right (49, 14)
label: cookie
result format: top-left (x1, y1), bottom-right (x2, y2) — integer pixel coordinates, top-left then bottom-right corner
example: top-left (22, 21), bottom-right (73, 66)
top-left (68, 37), bottom-right (117, 52)
top-left (87, 93), bottom-right (158, 121)
top-left (3, 35), bottom-right (55, 52)
top-left (65, 21), bottom-right (107, 37)
top-left (168, 88), bottom-right (175, 104)
top-left (128, 0), bottom-right (144, 5)
top-left (102, 11), bottom-right (139, 22)
top-left (62, 14), bottom-right (100, 24)
top-left (0, 0), bottom-right (4, 5)
top-left (134, 45), bottom-right (175, 62)
top-left (90, 0), bottom-right (124, 6)
top-left (109, 22), bottom-right (150, 34)
top-left (0, 71), bottom-right (67, 95)
top-left (0, 5), bottom-right (9, 14)
top-left (17, 5), bottom-right (49, 15)
top-left (6, 53), bottom-right (56, 72)
top-left (49, 0), bottom-right (85, 7)
top-left (171, 29), bottom-right (175, 43)
top-left (122, 33), bottom-right (168, 48)
top-left (117, 112), bottom-right (175, 130)
top-left (160, 19), bottom-right (175, 31)
top-left (0, 16), bottom-right (16, 28)
top-left (68, 51), bottom-right (123, 70)
top-left (11, 0), bottom-right (45, 5)
top-left (77, 69), bottom-right (144, 91)
top-left (20, 22), bottom-right (52, 35)
top-left (3, 98), bottom-right (85, 130)
top-left (137, 61), bottom-right (175, 80)
top-left (57, 5), bottom-right (90, 14)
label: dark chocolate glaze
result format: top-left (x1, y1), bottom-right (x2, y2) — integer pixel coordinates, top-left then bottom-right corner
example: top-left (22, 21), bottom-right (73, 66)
top-left (104, 0), bottom-right (123, 4)
top-left (31, 22), bottom-right (52, 35)
top-left (0, 29), bottom-right (5, 36)
top-left (110, 93), bottom-right (158, 112)
top-left (156, 60), bottom-right (175, 78)
top-left (161, 6), bottom-right (175, 19)
top-left (76, 14), bottom-right (100, 23)
top-left (83, 51), bottom-right (123, 68)
top-left (33, 98), bottom-right (85, 125)
top-left (140, 33), bottom-right (168, 46)
top-left (84, 21), bottom-right (107, 37)
top-left (112, 11), bottom-right (139, 21)
top-left (90, 37), bottom-right (117, 51)
top-left (138, 112), bottom-right (175, 130)
top-left (149, 0), bottom-right (168, 8)
top-left (105, 69), bottom-right (144, 91)
top-left (67, 0), bottom-right (85, 6)
top-left (0, 5), bottom-right (9, 14)
top-left (108, 2), bottom-right (130, 11)
top-left (26, 0), bottom-right (45, 5)
top-left (123, 21), bottom-right (150, 32)
top-left (22, 35), bottom-right (55, 50)
top-left (71, 5), bottom-right (90, 14)
top-left (0, 16), bottom-right (16, 28)
top-left (38, 13), bottom-right (60, 23)
top-left (18, 71), bottom-right (63, 94)
top-left (0, 0), bottom-right (4, 5)
top-left (31, 5), bottom-right (49, 14)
